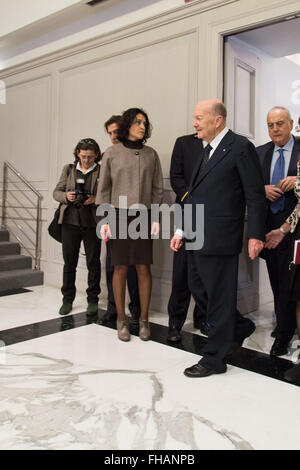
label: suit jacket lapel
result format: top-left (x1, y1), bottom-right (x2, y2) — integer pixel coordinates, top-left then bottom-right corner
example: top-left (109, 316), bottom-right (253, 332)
top-left (261, 144), bottom-right (274, 185)
top-left (190, 130), bottom-right (234, 193)
top-left (288, 136), bottom-right (300, 176)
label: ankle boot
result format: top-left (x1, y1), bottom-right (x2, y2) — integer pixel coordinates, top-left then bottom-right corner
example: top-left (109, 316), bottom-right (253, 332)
top-left (117, 319), bottom-right (130, 342)
top-left (139, 319), bottom-right (150, 341)
top-left (59, 302), bottom-right (73, 316)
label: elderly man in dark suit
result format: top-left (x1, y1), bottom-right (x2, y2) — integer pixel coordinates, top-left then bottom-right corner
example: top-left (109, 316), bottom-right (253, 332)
top-left (256, 107), bottom-right (300, 356)
top-left (170, 99), bottom-right (266, 378)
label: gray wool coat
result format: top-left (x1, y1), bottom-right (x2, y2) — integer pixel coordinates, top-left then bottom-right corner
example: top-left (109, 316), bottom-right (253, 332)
top-left (53, 163), bottom-right (100, 224)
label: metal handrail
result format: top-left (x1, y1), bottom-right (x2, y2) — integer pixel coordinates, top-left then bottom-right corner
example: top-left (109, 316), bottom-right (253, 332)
top-left (1, 161), bottom-right (43, 270)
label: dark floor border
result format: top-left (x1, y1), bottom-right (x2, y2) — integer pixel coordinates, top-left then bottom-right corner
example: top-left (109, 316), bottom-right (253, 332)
top-left (0, 288), bottom-right (32, 297)
top-left (0, 309), bottom-right (298, 387)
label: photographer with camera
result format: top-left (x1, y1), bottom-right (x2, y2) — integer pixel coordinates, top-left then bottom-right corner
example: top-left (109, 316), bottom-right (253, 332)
top-left (53, 138), bottom-right (101, 316)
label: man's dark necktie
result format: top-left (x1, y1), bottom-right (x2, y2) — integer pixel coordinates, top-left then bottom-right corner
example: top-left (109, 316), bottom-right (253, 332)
top-left (190, 143), bottom-right (213, 190)
top-left (202, 143), bottom-right (212, 168)
top-left (270, 148), bottom-right (285, 214)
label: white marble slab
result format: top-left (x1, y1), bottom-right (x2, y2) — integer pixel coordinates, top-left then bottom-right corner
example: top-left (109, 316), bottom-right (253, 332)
top-left (0, 324), bottom-right (299, 450)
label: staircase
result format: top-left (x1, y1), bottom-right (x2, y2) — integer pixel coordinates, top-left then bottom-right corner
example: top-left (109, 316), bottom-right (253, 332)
top-left (0, 228), bottom-right (43, 293)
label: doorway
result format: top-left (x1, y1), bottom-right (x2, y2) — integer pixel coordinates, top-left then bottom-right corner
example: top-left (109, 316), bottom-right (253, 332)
top-left (224, 17), bottom-right (300, 145)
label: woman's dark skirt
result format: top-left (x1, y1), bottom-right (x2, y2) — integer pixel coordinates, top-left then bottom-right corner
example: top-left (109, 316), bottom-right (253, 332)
top-left (289, 222), bottom-right (300, 302)
top-left (108, 209), bottom-right (153, 266)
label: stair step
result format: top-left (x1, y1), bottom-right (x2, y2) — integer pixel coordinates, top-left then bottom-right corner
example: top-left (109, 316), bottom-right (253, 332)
top-left (0, 269), bottom-right (44, 292)
top-left (0, 230), bottom-right (9, 242)
top-left (0, 241), bottom-right (20, 255)
top-left (0, 254), bottom-right (32, 271)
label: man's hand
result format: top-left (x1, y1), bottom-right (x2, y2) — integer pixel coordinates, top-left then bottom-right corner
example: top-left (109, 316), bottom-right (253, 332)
top-left (279, 176), bottom-right (297, 193)
top-left (265, 185), bottom-right (283, 202)
top-left (170, 234), bottom-right (183, 252)
top-left (248, 238), bottom-right (264, 260)
top-left (265, 229), bottom-right (285, 249)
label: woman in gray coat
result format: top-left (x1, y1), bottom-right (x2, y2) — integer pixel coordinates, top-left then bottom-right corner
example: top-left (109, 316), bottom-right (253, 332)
top-left (96, 108), bottom-right (163, 342)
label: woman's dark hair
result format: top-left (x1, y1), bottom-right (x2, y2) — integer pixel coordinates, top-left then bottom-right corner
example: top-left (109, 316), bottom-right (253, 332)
top-left (117, 108), bottom-right (152, 144)
top-left (73, 138), bottom-right (101, 164)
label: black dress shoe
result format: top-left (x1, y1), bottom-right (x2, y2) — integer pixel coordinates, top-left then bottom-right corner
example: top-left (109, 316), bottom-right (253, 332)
top-left (284, 363), bottom-right (300, 384)
top-left (167, 328), bottom-right (182, 342)
top-left (184, 363), bottom-right (227, 378)
top-left (271, 327), bottom-right (278, 338)
top-left (270, 339), bottom-right (289, 356)
top-left (99, 311), bottom-right (117, 323)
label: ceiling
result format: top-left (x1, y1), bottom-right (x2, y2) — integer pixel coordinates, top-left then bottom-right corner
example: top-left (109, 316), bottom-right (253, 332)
top-left (235, 16), bottom-right (300, 58)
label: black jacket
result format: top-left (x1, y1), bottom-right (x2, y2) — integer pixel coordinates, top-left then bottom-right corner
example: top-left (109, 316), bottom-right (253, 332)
top-left (170, 133), bottom-right (203, 203)
top-left (183, 130), bottom-right (266, 255)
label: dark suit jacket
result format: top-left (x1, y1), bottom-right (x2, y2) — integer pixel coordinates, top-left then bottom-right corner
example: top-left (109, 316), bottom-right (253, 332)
top-left (170, 133), bottom-right (203, 203)
top-left (256, 136), bottom-right (300, 230)
top-left (184, 129), bottom-right (266, 255)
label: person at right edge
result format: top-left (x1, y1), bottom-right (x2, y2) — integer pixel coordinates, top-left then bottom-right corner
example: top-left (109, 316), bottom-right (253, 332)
top-left (256, 107), bottom-right (299, 356)
top-left (170, 99), bottom-right (266, 378)
top-left (263, 116), bottom-right (300, 384)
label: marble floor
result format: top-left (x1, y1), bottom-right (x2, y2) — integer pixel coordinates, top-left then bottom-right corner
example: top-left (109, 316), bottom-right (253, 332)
top-left (0, 286), bottom-right (299, 451)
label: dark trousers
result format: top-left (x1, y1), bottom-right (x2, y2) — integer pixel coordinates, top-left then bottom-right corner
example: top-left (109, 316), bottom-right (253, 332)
top-left (187, 252), bottom-right (239, 371)
top-left (105, 244), bottom-right (140, 315)
top-left (61, 224), bottom-right (101, 304)
top-left (265, 238), bottom-right (296, 342)
top-left (168, 245), bottom-right (206, 330)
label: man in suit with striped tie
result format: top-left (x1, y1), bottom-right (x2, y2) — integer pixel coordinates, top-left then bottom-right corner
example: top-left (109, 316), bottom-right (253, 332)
top-left (256, 107), bottom-right (300, 356)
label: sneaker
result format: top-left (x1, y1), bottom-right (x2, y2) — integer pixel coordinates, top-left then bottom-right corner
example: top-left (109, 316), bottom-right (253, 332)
top-left (86, 303), bottom-right (99, 316)
top-left (59, 302), bottom-right (73, 316)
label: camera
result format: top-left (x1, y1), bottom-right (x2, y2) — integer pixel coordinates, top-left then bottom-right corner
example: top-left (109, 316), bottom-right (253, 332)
top-left (74, 178), bottom-right (88, 209)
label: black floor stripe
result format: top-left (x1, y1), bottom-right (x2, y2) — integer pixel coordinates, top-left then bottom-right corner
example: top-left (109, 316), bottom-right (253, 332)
top-left (0, 309), bottom-right (298, 387)
top-left (0, 288), bottom-right (32, 297)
